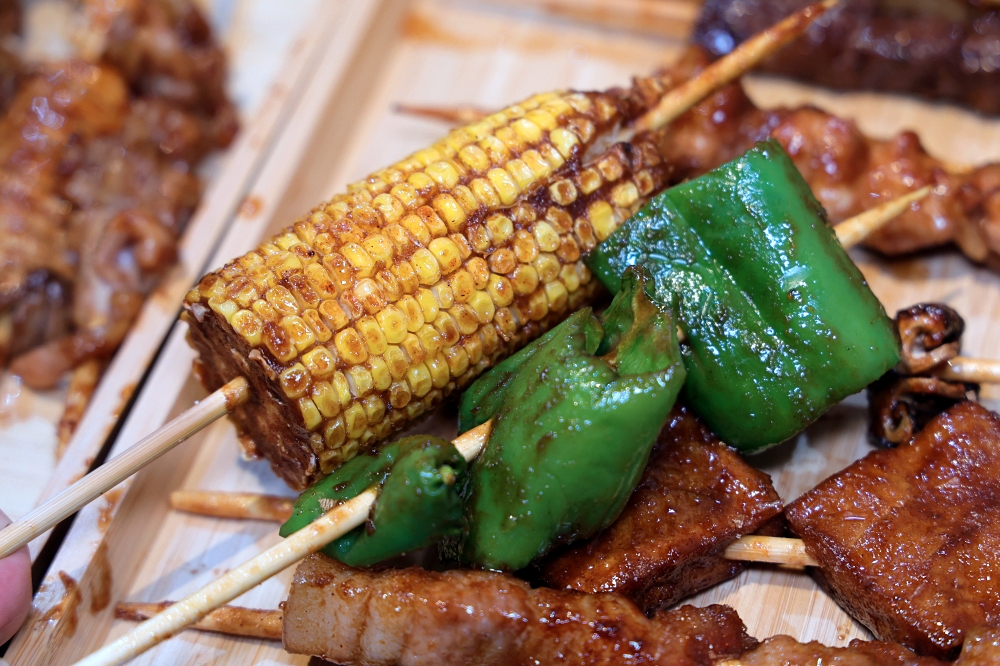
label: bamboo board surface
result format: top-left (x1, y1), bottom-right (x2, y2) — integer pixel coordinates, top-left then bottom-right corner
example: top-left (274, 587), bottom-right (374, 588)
top-left (9, 0), bottom-right (1000, 662)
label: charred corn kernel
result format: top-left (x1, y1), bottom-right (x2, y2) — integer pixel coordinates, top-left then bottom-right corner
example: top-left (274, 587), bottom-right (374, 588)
top-left (579, 168), bottom-right (603, 195)
top-left (470, 179), bottom-right (500, 208)
top-left (400, 214), bottom-right (431, 247)
top-left (304, 264), bottom-right (338, 298)
top-left (507, 159), bottom-right (535, 191)
top-left (389, 381), bottom-right (412, 409)
top-left (487, 274), bottom-right (514, 307)
top-left (347, 365), bottom-right (373, 398)
top-left (363, 395), bottom-right (386, 425)
top-left (588, 200), bottom-right (617, 241)
top-left (486, 168), bottom-right (520, 205)
top-left (263, 321), bottom-right (296, 362)
top-left (466, 257), bottom-right (489, 288)
top-left (344, 403), bottom-right (368, 439)
top-left (479, 135), bottom-right (509, 165)
top-left (428, 237), bottom-right (462, 275)
top-left (407, 171), bottom-right (434, 191)
top-left (469, 290), bottom-right (496, 323)
top-left (401, 332), bottom-right (427, 366)
top-left (549, 128), bottom-right (579, 158)
top-left (416, 324), bottom-right (444, 356)
top-left (522, 150), bottom-right (551, 179)
top-left (299, 397), bottom-right (322, 431)
top-left (525, 289), bottom-right (550, 321)
top-left (611, 181), bottom-right (639, 208)
top-left (513, 230), bottom-right (539, 263)
top-left (464, 334), bottom-right (484, 365)
top-left (385, 345), bottom-right (409, 379)
top-left (511, 264), bottom-right (540, 295)
top-left (318, 299), bottom-right (350, 331)
top-left (575, 217), bottom-right (598, 251)
top-left (324, 415), bottom-right (346, 449)
top-left (485, 214), bottom-right (513, 245)
top-left (453, 186), bottom-right (479, 214)
top-left (426, 161), bottom-right (460, 188)
top-left (494, 307), bottom-right (518, 338)
top-left (280, 363), bottom-right (310, 399)
top-left (449, 270), bottom-right (475, 303)
top-left (369, 357), bottom-right (391, 391)
top-left (534, 253), bottom-right (560, 283)
top-left (533, 221), bottom-right (560, 252)
top-left (376, 305), bottom-right (408, 344)
top-left (334, 327), bottom-right (369, 365)
top-left (303, 347), bottom-right (335, 379)
top-left (411, 248), bottom-right (442, 285)
top-left (356, 316), bottom-right (388, 355)
top-left (469, 224), bottom-right (492, 253)
top-left (341, 244), bottom-right (376, 278)
top-left (597, 155), bottom-right (624, 182)
top-left (392, 261), bottom-right (419, 295)
top-left (433, 311), bottom-right (460, 346)
top-left (571, 117), bottom-right (595, 143)
top-left (363, 234), bottom-right (394, 262)
top-left (635, 170), bottom-right (655, 196)
top-left (557, 236), bottom-right (581, 263)
top-left (459, 145), bottom-right (490, 172)
top-left (450, 305), bottom-right (480, 335)
top-left (407, 362), bottom-right (433, 398)
top-left (282, 316), bottom-right (316, 351)
top-left (432, 194), bottom-right (466, 230)
top-left (252, 299), bottom-right (278, 322)
top-left (231, 309), bottom-right (263, 346)
top-left (354, 279), bottom-right (386, 315)
top-left (489, 248), bottom-right (517, 275)
top-left (480, 323), bottom-right (500, 355)
top-left (313, 381), bottom-right (341, 418)
top-left (546, 207), bottom-right (573, 233)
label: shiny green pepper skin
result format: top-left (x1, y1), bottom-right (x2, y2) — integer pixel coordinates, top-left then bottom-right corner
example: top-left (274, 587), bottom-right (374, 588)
top-left (279, 435), bottom-right (466, 567)
top-left (587, 140), bottom-right (900, 451)
top-left (457, 268), bottom-right (686, 571)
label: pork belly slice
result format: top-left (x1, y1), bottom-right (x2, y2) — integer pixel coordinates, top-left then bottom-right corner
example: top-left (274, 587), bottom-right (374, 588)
top-left (724, 634), bottom-right (945, 666)
top-left (539, 405), bottom-right (783, 611)
top-left (283, 553), bottom-right (756, 666)
top-left (786, 400), bottom-right (1000, 659)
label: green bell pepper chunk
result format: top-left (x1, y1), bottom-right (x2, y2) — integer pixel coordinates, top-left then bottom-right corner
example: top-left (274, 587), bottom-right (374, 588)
top-left (456, 268), bottom-right (686, 571)
top-left (278, 435), bottom-right (466, 567)
top-left (586, 140), bottom-right (900, 451)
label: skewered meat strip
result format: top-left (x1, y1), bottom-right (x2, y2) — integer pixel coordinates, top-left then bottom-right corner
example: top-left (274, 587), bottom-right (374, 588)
top-left (540, 405), bottom-right (783, 611)
top-left (722, 634), bottom-right (946, 665)
top-left (282, 553), bottom-right (756, 666)
top-left (785, 400), bottom-right (1000, 659)
top-left (693, 0), bottom-right (1000, 115)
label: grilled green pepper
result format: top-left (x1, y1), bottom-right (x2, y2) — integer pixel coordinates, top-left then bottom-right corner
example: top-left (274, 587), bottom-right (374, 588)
top-left (587, 140), bottom-right (900, 451)
top-left (279, 435), bottom-right (466, 567)
top-left (456, 268), bottom-right (686, 571)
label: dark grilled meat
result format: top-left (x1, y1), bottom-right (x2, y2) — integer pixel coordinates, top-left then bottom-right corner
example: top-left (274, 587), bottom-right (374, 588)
top-left (725, 634), bottom-right (946, 665)
top-left (540, 405), bottom-right (783, 611)
top-left (786, 400), bottom-right (1000, 659)
top-left (693, 0), bottom-right (1000, 115)
top-left (283, 554), bottom-right (757, 666)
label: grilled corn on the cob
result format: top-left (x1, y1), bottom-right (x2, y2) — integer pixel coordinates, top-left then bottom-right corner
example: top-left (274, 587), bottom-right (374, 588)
top-left (183, 67), bottom-right (694, 489)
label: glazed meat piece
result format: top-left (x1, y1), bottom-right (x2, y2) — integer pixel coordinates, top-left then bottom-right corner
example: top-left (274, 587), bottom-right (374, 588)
top-left (955, 628), bottom-right (1000, 665)
top-left (283, 553), bottom-right (757, 666)
top-left (693, 0), bottom-right (1000, 115)
top-left (785, 400), bottom-right (1000, 659)
top-left (723, 634), bottom-right (946, 665)
top-left (540, 405), bottom-right (783, 611)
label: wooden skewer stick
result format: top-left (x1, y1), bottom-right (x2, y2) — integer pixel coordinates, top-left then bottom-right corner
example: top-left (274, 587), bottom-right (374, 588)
top-left (73, 421), bottom-right (491, 666)
top-left (938, 357), bottom-right (1000, 385)
top-left (834, 186), bottom-right (933, 249)
top-left (0, 377), bottom-right (250, 559)
top-left (114, 602), bottom-right (282, 641)
top-left (169, 491), bottom-right (294, 522)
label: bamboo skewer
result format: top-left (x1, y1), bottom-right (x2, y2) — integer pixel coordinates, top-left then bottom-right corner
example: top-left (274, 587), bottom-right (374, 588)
top-left (114, 603), bottom-right (283, 641)
top-left (0, 377), bottom-right (250, 560)
top-left (834, 186), bottom-right (933, 248)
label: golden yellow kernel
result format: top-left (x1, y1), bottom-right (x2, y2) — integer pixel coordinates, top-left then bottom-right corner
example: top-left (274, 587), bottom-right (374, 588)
top-left (511, 118), bottom-right (542, 144)
top-left (425, 161), bottom-right (460, 188)
top-left (575, 217), bottom-right (597, 251)
top-left (488, 248), bottom-right (516, 275)
top-left (577, 261), bottom-right (592, 286)
top-left (282, 315), bottom-right (317, 351)
top-left (318, 299), bottom-right (350, 331)
top-left (494, 307), bottom-right (518, 338)
top-left (414, 289), bottom-right (439, 324)
top-left (432, 194), bottom-right (466, 230)
top-left (544, 209), bottom-right (572, 235)
top-left (470, 178), bottom-right (500, 208)
top-left (280, 363), bottom-right (310, 399)
top-left (432, 282), bottom-right (455, 309)
top-left (344, 403), bottom-right (368, 439)
top-left (571, 117), bottom-right (596, 143)
top-left (554, 235), bottom-right (580, 264)
top-left (533, 221), bottom-right (561, 253)
top-left (485, 214), bottom-right (514, 245)
top-left (331, 371), bottom-right (352, 407)
top-left (443, 345), bottom-right (470, 377)
top-left (323, 416), bottom-right (347, 452)
top-left (411, 248), bottom-right (442, 285)
top-left (459, 144), bottom-right (490, 172)
top-left (428, 237), bottom-right (462, 275)
top-left (588, 200), bottom-right (617, 241)
top-left (453, 185), bottom-right (479, 214)
top-left (351, 279), bottom-right (383, 315)
top-left (598, 155), bottom-right (624, 183)
top-left (347, 365), bottom-right (374, 398)
top-left (542, 96), bottom-right (572, 116)
top-left (534, 253), bottom-right (560, 283)
top-left (356, 316), bottom-right (388, 355)
top-left (228, 278), bottom-right (259, 309)
top-left (538, 142), bottom-right (565, 170)
top-left (578, 168), bottom-right (603, 195)
top-left (363, 235), bottom-right (394, 263)
top-left (487, 168), bottom-right (520, 205)
top-left (376, 305), bottom-right (408, 344)
top-left (407, 363), bottom-right (433, 398)
top-left (611, 181), bottom-right (640, 208)
top-left (512, 264), bottom-right (540, 295)
top-left (392, 260), bottom-right (419, 295)
top-left (352, 202), bottom-right (379, 226)
top-left (334, 327), bottom-right (369, 365)
top-left (304, 264), bottom-right (337, 299)
top-left (463, 335), bottom-right (484, 366)
top-left (407, 171), bottom-right (434, 191)
top-left (507, 159), bottom-right (535, 191)
top-left (469, 224), bottom-right (491, 253)
top-left (469, 290), bottom-right (496, 324)
top-left (635, 170), bottom-right (655, 196)
top-left (231, 309), bottom-right (263, 347)
top-left (513, 230), bottom-right (539, 263)
top-left (274, 232), bottom-right (300, 251)
top-left (449, 270), bottom-right (475, 303)
top-left (560, 263), bottom-right (581, 292)
top-left (487, 274), bottom-right (514, 307)
top-left (549, 128), bottom-right (580, 158)
top-left (450, 304), bottom-right (480, 335)
top-left (525, 289), bottom-right (550, 321)
top-left (400, 214), bottom-right (431, 247)
top-left (467, 257), bottom-right (489, 288)
top-left (444, 133), bottom-right (467, 155)
top-left (426, 352), bottom-right (450, 389)
top-left (246, 265), bottom-right (277, 292)
top-left (549, 180), bottom-right (577, 207)
top-left (479, 134), bottom-right (510, 165)
top-left (185, 287), bottom-right (201, 304)
top-left (263, 321), bottom-right (296, 363)
top-left (303, 347), bottom-right (335, 379)
top-left (480, 323), bottom-right (500, 356)
top-left (525, 109), bottom-right (557, 131)
top-left (521, 150), bottom-right (551, 179)
top-left (401, 332), bottom-right (427, 366)
top-left (417, 205), bottom-right (449, 237)
top-left (265, 286), bottom-right (298, 316)
top-left (363, 395), bottom-right (386, 425)
top-left (369, 357), bottom-right (391, 391)
top-left (323, 253), bottom-right (354, 288)
top-left (312, 381), bottom-right (341, 418)
top-left (298, 397), bottom-right (322, 431)
top-left (416, 324), bottom-right (444, 356)
top-left (385, 345), bottom-right (409, 380)
top-left (413, 147), bottom-right (443, 166)
top-left (341, 243), bottom-right (376, 278)
top-left (544, 280), bottom-right (569, 312)
top-left (433, 311), bottom-right (461, 346)
top-left (389, 381), bottom-right (412, 409)
top-left (390, 183), bottom-right (419, 210)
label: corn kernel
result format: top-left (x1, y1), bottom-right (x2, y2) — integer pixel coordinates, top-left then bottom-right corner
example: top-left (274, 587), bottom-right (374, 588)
top-left (363, 395), bottom-right (386, 425)
top-left (414, 289), bottom-right (439, 324)
top-left (334, 327), bottom-right (369, 365)
top-left (389, 381), bottom-right (412, 409)
top-left (428, 237), bottom-right (462, 275)
top-left (400, 214), bottom-right (431, 247)
top-left (463, 334), bottom-right (484, 365)
top-left (575, 217), bottom-right (598, 251)
top-left (557, 234), bottom-right (582, 263)
top-left (597, 154), bottom-right (624, 182)
top-left (341, 243), bottom-right (376, 278)
top-left (534, 253), bottom-right (560, 284)
top-left (252, 299), bottom-right (278, 323)
top-left (470, 178), bottom-right (500, 208)
top-left (302, 347), bottom-right (334, 379)
top-left (487, 168), bottom-right (520, 205)
top-left (376, 305), bottom-right (408, 344)
top-left (413, 147), bottom-right (443, 166)
top-left (298, 397), bottom-right (322, 431)
top-left (280, 363), bottom-right (310, 399)
top-left (266, 251), bottom-right (303, 279)
top-left (512, 264), bottom-right (540, 295)
top-left (393, 260), bottom-right (419, 294)
top-left (453, 185), bottom-right (479, 214)
top-left (588, 200), bottom-right (617, 241)
top-left (282, 315), bottom-right (317, 351)
top-left (401, 332), bottom-right (427, 365)
top-left (507, 159), bottom-right (535, 191)
top-left (494, 307), bottom-right (518, 338)
top-left (426, 352), bottom-right (450, 389)
top-left (432, 282), bottom-right (455, 309)
top-left (480, 323), bottom-right (500, 355)
top-left (231, 309), bottom-right (263, 346)
top-left (469, 224), bottom-right (491, 253)
top-left (469, 290), bottom-right (496, 324)
top-left (323, 253), bottom-right (353, 289)
top-left (450, 304), bottom-right (480, 335)
top-left (495, 126), bottom-right (526, 154)
top-left (560, 263), bottom-right (582, 292)
top-left (265, 286), bottom-right (297, 316)
top-left (531, 221), bottom-right (560, 253)
top-left (443, 344), bottom-right (470, 376)
top-left (312, 381), bottom-right (341, 418)
top-left (303, 264), bottom-right (337, 299)
top-left (356, 316), bottom-right (388, 355)
top-left (352, 279), bottom-right (384, 315)
top-left (318, 299), bottom-right (350, 331)
top-left (459, 144), bottom-right (490, 172)
top-left (467, 257), bottom-right (489, 288)
top-left (417, 206), bottom-right (449, 237)
top-left (407, 362), bottom-right (433, 398)
top-left (549, 128), bottom-right (579, 158)
top-left (488, 248), bottom-right (517, 275)
top-left (425, 161), bottom-right (460, 188)
top-left (449, 270), bottom-right (475, 303)
top-left (571, 117), bottom-right (595, 143)
top-left (594, 95), bottom-right (617, 122)
top-left (369, 356), bottom-right (391, 391)
top-left (407, 171), bottom-right (434, 191)
top-left (433, 311), bottom-right (461, 345)
top-left (578, 168), bottom-right (603, 195)
top-left (344, 403), bottom-right (368, 439)
top-left (323, 416), bottom-right (347, 450)
top-left (414, 322), bottom-right (442, 355)
top-left (411, 248), bottom-right (442, 285)
top-left (479, 135), bottom-right (510, 165)
top-left (274, 232), bottom-right (300, 251)
top-left (390, 184), bottom-right (419, 210)
top-left (485, 214), bottom-right (514, 245)
top-left (611, 181), bottom-right (639, 208)
top-left (384, 345), bottom-right (409, 379)
top-left (487, 274), bottom-right (514, 307)
top-left (526, 288), bottom-right (549, 321)
top-left (545, 280), bottom-right (569, 312)
top-left (432, 194), bottom-right (466, 230)
top-left (513, 230), bottom-right (539, 263)
top-left (525, 109), bottom-right (557, 131)
top-left (511, 118), bottom-right (542, 144)
top-left (347, 365), bottom-right (374, 398)
top-left (363, 234), bottom-right (394, 263)
top-left (263, 321), bottom-right (296, 363)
